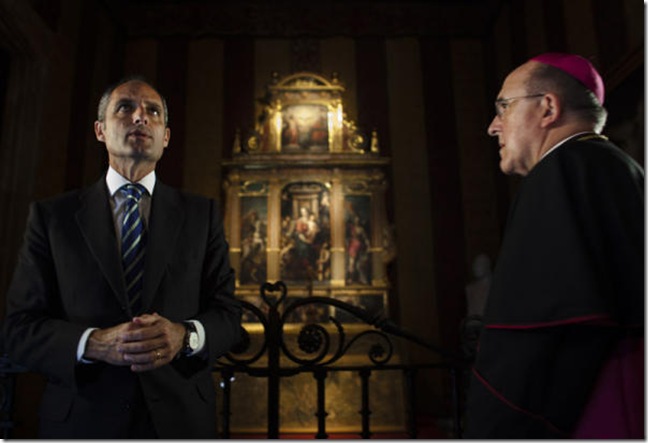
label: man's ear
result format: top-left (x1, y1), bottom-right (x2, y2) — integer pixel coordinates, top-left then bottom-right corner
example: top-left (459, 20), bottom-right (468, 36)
top-left (163, 127), bottom-right (171, 148)
top-left (540, 93), bottom-right (561, 128)
top-left (94, 121), bottom-right (106, 142)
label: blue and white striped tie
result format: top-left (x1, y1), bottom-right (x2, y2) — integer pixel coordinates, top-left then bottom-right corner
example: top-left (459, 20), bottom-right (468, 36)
top-left (120, 184), bottom-right (148, 314)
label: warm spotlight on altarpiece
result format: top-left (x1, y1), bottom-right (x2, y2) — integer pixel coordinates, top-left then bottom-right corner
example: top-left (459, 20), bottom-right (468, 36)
top-left (224, 71), bottom-right (394, 320)
top-left (221, 72), bottom-right (403, 434)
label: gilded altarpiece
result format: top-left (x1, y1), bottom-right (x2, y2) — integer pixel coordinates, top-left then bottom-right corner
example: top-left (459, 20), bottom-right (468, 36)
top-left (222, 73), bottom-right (403, 433)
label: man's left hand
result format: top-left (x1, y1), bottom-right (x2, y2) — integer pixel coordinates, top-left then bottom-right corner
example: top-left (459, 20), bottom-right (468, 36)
top-left (118, 313), bottom-right (185, 372)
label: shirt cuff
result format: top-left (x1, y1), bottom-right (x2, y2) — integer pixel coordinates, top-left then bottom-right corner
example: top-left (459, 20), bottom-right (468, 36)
top-left (77, 327), bottom-right (98, 363)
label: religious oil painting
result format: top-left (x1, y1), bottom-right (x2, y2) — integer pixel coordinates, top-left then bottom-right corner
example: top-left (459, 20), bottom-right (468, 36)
top-left (280, 182), bottom-right (331, 283)
top-left (283, 297), bottom-right (332, 324)
top-left (239, 294), bottom-right (270, 324)
top-left (344, 195), bottom-right (372, 285)
top-left (332, 295), bottom-right (384, 323)
top-left (240, 196), bottom-right (268, 285)
top-left (281, 104), bottom-right (329, 152)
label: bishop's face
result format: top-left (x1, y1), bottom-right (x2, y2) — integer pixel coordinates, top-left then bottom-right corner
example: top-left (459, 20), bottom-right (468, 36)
top-left (95, 80), bottom-right (170, 166)
top-left (487, 62), bottom-right (546, 176)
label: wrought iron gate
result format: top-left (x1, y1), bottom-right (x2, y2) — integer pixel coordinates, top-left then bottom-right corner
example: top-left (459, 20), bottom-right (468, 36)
top-left (214, 281), bottom-right (467, 438)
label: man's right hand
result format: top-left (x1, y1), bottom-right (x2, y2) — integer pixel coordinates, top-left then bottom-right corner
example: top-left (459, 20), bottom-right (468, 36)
top-left (83, 321), bottom-right (147, 366)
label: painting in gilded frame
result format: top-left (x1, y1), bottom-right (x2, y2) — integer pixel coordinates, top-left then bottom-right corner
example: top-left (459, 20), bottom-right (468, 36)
top-left (240, 196), bottom-right (268, 285)
top-left (280, 182), bottom-right (331, 282)
top-left (281, 104), bottom-right (329, 153)
top-left (344, 195), bottom-right (372, 285)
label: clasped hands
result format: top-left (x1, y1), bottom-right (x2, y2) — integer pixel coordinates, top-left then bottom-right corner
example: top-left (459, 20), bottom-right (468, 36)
top-left (84, 313), bottom-right (185, 372)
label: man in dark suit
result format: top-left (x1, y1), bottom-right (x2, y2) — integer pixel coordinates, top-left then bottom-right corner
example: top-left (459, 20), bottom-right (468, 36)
top-left (464, 53), bottom-right (644, 438)
top-left (3, 77), bottom-right (242, 438)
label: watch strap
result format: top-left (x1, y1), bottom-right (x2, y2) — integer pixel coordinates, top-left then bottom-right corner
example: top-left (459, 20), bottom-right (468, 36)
top-left (182, 321), bottom-right (198, 356)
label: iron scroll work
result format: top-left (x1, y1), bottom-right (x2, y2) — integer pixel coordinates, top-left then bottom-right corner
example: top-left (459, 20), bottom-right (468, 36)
top-left (214, 281), bottom-right (466, 438)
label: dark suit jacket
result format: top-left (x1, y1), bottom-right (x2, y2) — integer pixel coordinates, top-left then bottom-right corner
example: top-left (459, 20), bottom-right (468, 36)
top-left (3, 177), bottom-right (242, 438)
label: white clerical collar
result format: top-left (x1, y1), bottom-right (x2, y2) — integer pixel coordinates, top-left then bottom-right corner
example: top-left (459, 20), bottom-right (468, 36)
top-left (106, 166), bottom-right (156, 197)
top-left (540, 132), bottom-right (593, 161)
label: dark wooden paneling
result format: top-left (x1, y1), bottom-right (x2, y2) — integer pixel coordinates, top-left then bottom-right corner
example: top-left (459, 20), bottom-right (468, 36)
top-left (29, 0), bottom-right (61, 32)
top-left (544, 0), bottom-right (567, 52)
top-left (420, 38), bottom-right (467, 350)
top-left (591, 0), bottom-right (627, 71)
top-left (222, 38), bottom-right (255, 158)
top-left (156, 36), bottom-right (188, 188)
top-left (0, 48), bottom-right (9, 147)
top-left (509, 0), bottom-right (527, 66)
top-left (64, 0), bottom-right (98, 191)
top-left (355, 37), bottom-right (391, 157)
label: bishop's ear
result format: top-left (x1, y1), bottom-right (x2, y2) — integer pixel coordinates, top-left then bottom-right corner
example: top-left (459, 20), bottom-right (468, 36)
top-left (540, 93), bottom-right (561, 127)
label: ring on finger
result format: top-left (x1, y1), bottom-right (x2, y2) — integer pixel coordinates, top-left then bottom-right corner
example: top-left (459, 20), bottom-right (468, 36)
top-left (156, 350), bottom-right (162, 361)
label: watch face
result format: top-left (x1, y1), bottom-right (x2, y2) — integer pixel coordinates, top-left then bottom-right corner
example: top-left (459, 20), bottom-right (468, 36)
top-left (189, 332), bottom-right (199, 350)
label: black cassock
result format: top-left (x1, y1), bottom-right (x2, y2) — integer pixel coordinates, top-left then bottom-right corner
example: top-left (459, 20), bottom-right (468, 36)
top-left (464, 135), bottom-right (644, 438)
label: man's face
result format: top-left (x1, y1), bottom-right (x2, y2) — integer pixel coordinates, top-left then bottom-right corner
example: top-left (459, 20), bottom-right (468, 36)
top-left (95, 80), bottom-right (170, 165)
top-left (487, 62), bottom-right (545, 176)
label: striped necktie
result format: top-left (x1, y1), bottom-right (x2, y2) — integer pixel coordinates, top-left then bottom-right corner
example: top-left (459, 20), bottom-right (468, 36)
top-left (120, 183), bottom-right (148, 314)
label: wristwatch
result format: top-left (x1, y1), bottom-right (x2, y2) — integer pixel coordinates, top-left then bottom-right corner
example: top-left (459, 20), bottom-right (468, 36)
top-left (181, 321), bottom-right (199, 356)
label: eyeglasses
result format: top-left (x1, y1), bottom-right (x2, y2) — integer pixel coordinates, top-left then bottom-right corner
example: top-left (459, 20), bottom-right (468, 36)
top-left (494, 94), bottom-right (545, 117)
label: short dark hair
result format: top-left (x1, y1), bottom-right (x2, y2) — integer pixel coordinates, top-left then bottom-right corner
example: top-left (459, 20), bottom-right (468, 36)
top-left (526, 63), bottom-right (607, 132)
top-left (97, 75), bottom-right (169, 126)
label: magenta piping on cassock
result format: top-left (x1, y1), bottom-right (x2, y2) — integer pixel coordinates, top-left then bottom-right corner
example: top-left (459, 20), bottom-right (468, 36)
top-left (484, 313), bottom-right (617, 330)
top-left (471, 367), bottom-right (569, 437)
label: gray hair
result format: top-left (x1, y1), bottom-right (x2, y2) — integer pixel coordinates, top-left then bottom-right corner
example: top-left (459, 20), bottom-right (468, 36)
top-left (97, 75), bottom-right (169, 127)
top-left (526, 63), bottom-right (607, 133)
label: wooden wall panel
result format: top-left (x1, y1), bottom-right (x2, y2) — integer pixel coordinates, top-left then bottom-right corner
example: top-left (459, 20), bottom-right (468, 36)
top-left (155, 37), bottom-right (188, 187)
top-left (223, 38), bottom-right (255, 159)
top-left (543, 0), bottom-right (567, 52)
top-left (385, 38), bottom-right (438, 348)
top-left (355, 37), bottom-right (391, 157)
top-left (622, 0), bottom-right (644, 51)
top-left (321, 37), bottom-right (357, 122)
top-left (63, 0), bottom-right (98, 191)
top-left (524, 0), bottom-right (549, 56)
top-left (509, 0), bottom-right (528, 65)
top-left (451, 39), bottom-right (500, 275)
top-left (591, 0), bottom-right (627, 71)
top-left (123, 38), bottom-right (158, 83)
top-left (563, 0), bottom-right (599, 59)
top-left (34, 0), bottom-right (82, 198)
top-left (419, 37), bottom-right (464, 351)
top-left (184, 38), bottom-right (225, 200)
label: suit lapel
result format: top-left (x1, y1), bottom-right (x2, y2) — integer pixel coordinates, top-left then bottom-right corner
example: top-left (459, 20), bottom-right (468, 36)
top-left (75, 179), bottom-right (129, 312)
top-left (141, 181), bottom-right (184, 312)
